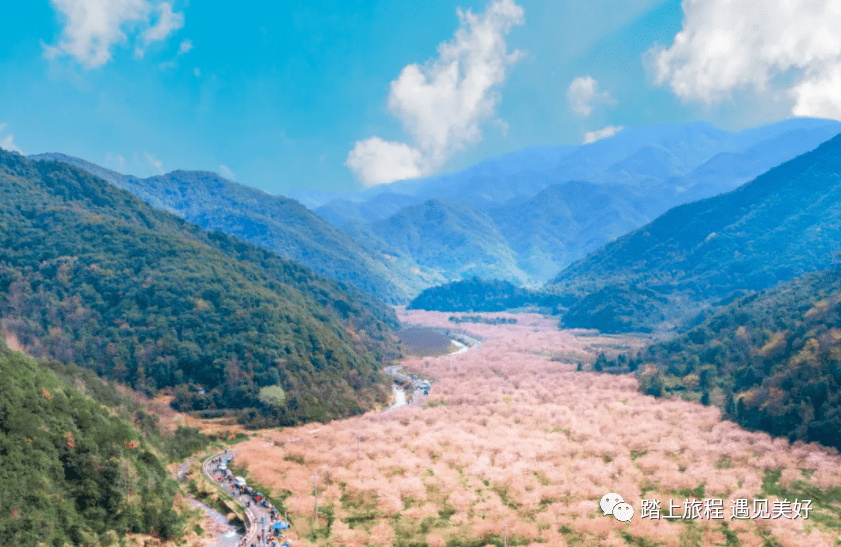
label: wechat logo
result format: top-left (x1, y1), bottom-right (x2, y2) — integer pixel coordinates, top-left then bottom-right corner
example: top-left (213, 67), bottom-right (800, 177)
top-left (601, 492), bottom-right (634, 522)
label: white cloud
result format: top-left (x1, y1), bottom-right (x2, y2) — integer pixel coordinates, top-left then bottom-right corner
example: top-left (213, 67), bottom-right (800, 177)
top-left (143, 151), bottom-right (164, 174)
top-left (142, 3), bottom-right (182, 42)
top-left (0, 124), bottom-right (22, 154)
top-left (492, 118), bottom-right (509, 136)
top-left (346, 0), bottom-right (524, 185)
top-left (219, 164), bottom-right (235, 179)
top-left (193, 67), bottom-right (201, 77)
top-left (567, 75), bottom-right (612, 117)
top-left (178, 38), bottom-right (192, 55)
top-left (650, 0), bottom-right (841, 120)
top-left (346, 137), bottom-right (426, 186)
top-left (46, 0), bottom-right (184, 68)
top-left (583, 125), bottom-right (623, 144)
top-left (790, 64), bottom-right (841, 120)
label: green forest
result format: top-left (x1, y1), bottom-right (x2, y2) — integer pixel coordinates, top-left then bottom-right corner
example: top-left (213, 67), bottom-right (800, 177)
top-left (408, 277), bottom-right (540, 312)
top-left (600, 267), bottom-right (841, 451)
top-left (0, 340), bottom-right (189, 546)
top-left (0, 150), bottom-right (401, 426)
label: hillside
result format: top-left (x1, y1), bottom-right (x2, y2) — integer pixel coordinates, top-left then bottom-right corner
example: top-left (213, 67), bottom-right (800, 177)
top-left (0, 341), bottom-right (182, 545)
top-left (549, 132), bottom-right (841, 332)
top-left (408, 277), bottom-right (537, 312)
top-left (488, 181), bottom-right (655, 282)
top-left (28, 154), bottom-right (424, 303)
top-left (0, 149), bottom-right (399, 426)
top-left (368, 199), bottom-right (530, 285)
top-left (601, 267), bottom-right (841, 452)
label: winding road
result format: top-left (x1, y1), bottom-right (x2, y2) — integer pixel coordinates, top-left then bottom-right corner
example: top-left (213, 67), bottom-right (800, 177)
top-left (202, 451), bottom-right (290, 547)
top-left (184, 331), bottom-right (480, 545)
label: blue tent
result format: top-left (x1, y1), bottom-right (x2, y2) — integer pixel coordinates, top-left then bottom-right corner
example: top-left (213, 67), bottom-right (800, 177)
top-left (273, 521), bottom-right (289, 530)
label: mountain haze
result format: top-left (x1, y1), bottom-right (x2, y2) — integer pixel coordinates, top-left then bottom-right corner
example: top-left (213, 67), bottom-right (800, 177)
top-left (306, 118), bottom-right (841, 288)
top-left (369, 199), bottom-right (529, 285)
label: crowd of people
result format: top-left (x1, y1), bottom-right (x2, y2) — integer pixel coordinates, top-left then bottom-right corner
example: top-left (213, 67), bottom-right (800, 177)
top-left (209, 450), bottom-right (292, 547)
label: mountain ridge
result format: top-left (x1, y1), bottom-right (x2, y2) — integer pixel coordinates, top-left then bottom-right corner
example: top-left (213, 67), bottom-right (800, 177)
top-left (28, 153), bottom-right (424, 303)
top-left (548, 131), bottom-right (841, 332)
top-left (307, 118), bottom-right (841, 290)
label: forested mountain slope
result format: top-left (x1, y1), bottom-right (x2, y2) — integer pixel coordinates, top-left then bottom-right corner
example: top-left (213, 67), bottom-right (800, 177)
top-left (408, 277), bottom-right (537, 312)
top-left (0, 149), bottom-right (399, 426)
top-left (367, 199), bottom-right (529, 285)
top-left (609, 267), bottom-right (841, 451)
top-left (28, 153), bottom-right (424, 303)
top-left (488, 181), bottom-right (654, 282)
top-left (549, 132), bottom-right (841, 332)
top-left (0, 341), bottom-right (182, 545)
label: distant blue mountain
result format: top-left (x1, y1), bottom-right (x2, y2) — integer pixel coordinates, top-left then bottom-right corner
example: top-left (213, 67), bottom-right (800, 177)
top-left (307, 118), bottom-right (841, 286)
top-left (549, 129), bottom-right (841, 332)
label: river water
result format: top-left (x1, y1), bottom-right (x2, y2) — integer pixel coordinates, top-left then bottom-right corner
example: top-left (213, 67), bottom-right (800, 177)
top-left (186, 498), bottom-right (242, 547)
top-left (178, 459), bottom-right (243, 547)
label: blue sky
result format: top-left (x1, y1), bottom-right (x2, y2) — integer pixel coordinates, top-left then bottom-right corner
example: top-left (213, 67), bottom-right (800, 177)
top-left (2, 1), bottom-right (840, 194)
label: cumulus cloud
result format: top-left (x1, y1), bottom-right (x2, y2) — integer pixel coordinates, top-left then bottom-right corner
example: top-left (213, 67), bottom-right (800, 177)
top-left (650, 0), bottom-right (841, 120)
top-left (583, 125), bottom-right (623, 144)
top-left (347, 0), bottom-right (524, 186)
top-left (0, 124), bottom-right (22, 154)
top-left (46, 0), bottom-right (184, 68)
top-left (567, 76), bottom-right (612, 117)
top-left (141, 3), bottom-right (182, 43)
top-left (219, 164), bottom-right (235, 179)
top-left (346, 137), bottom-right (426, 186)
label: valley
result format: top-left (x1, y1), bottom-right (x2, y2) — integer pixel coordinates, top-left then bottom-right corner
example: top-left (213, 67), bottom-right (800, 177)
top-left (219, 310), bottom-right (841, 547)
top-left (7, 3), bottom-right (841, 545)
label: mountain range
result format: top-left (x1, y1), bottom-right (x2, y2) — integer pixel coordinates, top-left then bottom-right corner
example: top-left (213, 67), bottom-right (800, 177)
top-left (30, 118), bottom-right (841, 301)
top-left (549, 130), bottom-right (841, 332)
top-left (28, 154), bottom-right (426, 304)
top-left (304, 118), bottom-right (841, 287)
